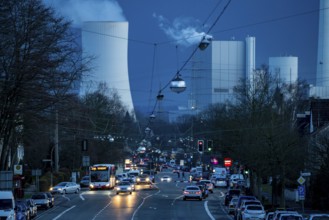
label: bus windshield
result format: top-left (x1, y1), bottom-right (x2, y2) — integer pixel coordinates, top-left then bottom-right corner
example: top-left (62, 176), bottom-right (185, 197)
top-left (90, 171), bottom-right (109, 182)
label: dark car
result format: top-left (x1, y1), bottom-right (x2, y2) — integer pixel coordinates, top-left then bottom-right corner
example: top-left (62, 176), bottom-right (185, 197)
top-left (25, 199), bottom-right (37, 218)
top-left (15, 203), bottom-right (28, 220)
top-left (225, 189), bottom-right (241, 206)
top-left (80, 176), bottom-right (90, 187)
top-left (43, 192), bottom-right (54, 207)
top-left (196, 184), bottom-right (209, 199)
top-left (15, 200), bottom-right (30, 220)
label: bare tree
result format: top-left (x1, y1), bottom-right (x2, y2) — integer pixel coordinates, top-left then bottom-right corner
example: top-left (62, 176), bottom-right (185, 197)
top-left (0, 0), bottom-right (90, 170)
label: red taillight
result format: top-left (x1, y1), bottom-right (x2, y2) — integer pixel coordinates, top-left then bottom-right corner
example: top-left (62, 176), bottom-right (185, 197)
top-left (196, 191), bottom-right (201, 194)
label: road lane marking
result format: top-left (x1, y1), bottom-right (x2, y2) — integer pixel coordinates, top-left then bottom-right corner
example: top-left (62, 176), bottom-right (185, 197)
top-left (204, 201), bottom-right (216, 220)
top-left (91, 197), bottom-right (113, 220)
top-left (131, 189), bottom-right (160, 220)
top-left (53, 205), bottom-right (76, 220)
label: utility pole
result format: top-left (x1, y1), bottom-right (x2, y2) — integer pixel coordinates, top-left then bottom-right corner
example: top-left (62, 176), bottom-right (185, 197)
top-left (54, 110), bottom-right (59, 172)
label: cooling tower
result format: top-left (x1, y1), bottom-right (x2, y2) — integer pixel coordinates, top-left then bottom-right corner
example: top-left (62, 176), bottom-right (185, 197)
top-left (81, 21), bottom-right (134, 113)
top-left (269, 56), bottom-right (298, 84)
top-left (316, 0), bottom-right (329, 87)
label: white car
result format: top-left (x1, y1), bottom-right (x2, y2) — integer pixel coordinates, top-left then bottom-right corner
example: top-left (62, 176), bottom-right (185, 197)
top-left (160, 175), bottom-right (171, 182)
top-left (50, 182), bottom-right (80, 194)
top-left (241, 205), bottom-right (266, 220)
top-left (183, 186), bottom-right (203, 201)
top-left (116, 181), bottom-right (133, 194)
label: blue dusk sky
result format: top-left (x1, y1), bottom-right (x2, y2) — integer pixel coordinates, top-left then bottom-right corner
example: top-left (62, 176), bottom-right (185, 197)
top-left (43, 0), bottom-right (320, 114)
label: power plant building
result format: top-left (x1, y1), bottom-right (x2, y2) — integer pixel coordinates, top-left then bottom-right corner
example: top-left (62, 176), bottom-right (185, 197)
top-left (269, 56), bottom-right (298, 84)
top-left (80, 21), bottom-right (135, 113)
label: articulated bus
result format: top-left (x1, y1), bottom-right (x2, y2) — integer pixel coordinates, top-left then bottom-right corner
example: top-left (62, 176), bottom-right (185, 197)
top-left (89, 164), bottom-right (116, 190)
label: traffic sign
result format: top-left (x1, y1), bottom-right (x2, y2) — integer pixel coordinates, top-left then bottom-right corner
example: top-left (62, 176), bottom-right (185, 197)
top-left (298, 185), bottom-right (305, 200)
top-left (301, 172), bottom-right (311, 177)
top-left (297, 176), bottom-right (306, 185)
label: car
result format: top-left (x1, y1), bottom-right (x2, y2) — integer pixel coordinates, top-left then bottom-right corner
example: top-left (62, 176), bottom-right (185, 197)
top-left (265, 211), bottom-right (274, 220)
top-left (136, 174), bottom-right (151, 185)
top-left (196, 184), bottom-right (209, 198)
top-left (43, 192), bottom-right (54, 207)
top-left (15, 201), bottom-right (30, 220)
top-left (225, 189), bottom-right (241, 206)
top-left (121, 178), bottom-right (136, 191)
top-left (183, 185), bottom-right (203, 201)
top-left (213, 177), bottom-right (228, 188)
top-left (160, 175), bottom-right (172, 182)
top-left (234, 195), bottom-right (257, 220)
top-left (237, 200), bottom-right (263, 220)
top-left (240, 205), bottom-right (266, 220)
top-left (80, 176), bottom-right (90, 187)
top-left (0, 190), bottom-right (16, 220)
top-left (199, 180), bottom-right (214, 193)
top-left (50, 182), bottom-right (80, 194)
top-left (24, 199), bottom-right (37, 219)
top-left (272, 210), bottom-right (299, 220)
top-left (278, 213), bottom-right (304, 220)
top-left (31, 193), bottom-right (50, 210)
top-left (228, 197), bottom-right (239, 214)
top-left (115, 181), bottom-right (133, 194)
top-left (308, 213), bottom-right (329, 220)
top-left (15, 203), bottom-right (27, 220)
top-left (142, 170), bottom-right (156, 183)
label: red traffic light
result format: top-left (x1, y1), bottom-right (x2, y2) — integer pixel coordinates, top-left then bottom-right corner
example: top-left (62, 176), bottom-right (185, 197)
top-left (224, 158), bottom-right (232, 167)
top-left (198, 140), bottom-right (204, 152)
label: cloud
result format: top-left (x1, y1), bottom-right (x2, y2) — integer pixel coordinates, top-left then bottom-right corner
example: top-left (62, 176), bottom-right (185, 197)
top-left (153, 13), bottom-right (212, 47)
top-left (43, 0), bottom-right (126, 27)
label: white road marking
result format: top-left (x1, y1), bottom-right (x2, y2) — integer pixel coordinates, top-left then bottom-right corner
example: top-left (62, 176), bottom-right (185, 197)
top-left (131, 190), bottom-right (161, 220)
top-left (53, 205), bottom-right (76, 220)
top-left (204, 201), bottom-right (216, 220)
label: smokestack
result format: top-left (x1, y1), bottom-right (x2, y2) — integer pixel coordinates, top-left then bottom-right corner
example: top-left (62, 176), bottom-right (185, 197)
top-left (316, 0), bottom-right (329, 87)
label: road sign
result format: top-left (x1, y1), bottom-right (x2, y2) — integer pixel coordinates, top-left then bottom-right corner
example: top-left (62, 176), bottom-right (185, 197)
top-left (298, 185), bottom-right (305, 200)
top-left (301, 172), bottom-right (311, 177)
top-left (297, 176), bottom-right (306, 185)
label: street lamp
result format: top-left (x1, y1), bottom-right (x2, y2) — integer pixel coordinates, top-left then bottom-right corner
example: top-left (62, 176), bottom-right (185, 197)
top-left (170, 74), bottom-right (186, 93)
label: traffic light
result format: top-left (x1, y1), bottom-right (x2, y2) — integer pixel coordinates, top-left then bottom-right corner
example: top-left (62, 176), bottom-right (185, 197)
top-left (198, 140), bottom-right (204, 152)
top-left (207, 140), bottom-right (213, 151)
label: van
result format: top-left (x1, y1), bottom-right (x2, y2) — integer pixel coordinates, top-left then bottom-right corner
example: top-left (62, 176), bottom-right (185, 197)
top-left (0, 190), bottom-right (16, 220)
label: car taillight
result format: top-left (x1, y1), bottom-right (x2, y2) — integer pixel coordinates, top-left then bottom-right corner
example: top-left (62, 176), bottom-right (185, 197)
top-left (183, 191), bottom-right (189, 195)
top-left (196, 191), bottom-right (201, 194)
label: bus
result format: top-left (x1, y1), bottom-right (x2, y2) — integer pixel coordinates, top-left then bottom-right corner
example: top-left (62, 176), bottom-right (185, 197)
top-left (89, 164), bottom-right (116, 190)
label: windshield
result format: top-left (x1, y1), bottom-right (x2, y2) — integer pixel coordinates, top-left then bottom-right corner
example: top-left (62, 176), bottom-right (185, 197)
top-left (91, 171), bottom-right (109, 182)
top-left (0, 199), bottom-right (13, 210)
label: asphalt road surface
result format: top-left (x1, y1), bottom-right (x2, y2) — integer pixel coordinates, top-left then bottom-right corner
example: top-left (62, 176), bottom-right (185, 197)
top-left (34, 171), bottom-right (233, 220)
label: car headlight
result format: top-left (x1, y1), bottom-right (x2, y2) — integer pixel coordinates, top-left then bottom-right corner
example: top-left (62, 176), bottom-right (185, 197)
top-left (146, 178), bottom-right (150, 181)
top-left (127, 187), bottom-right (132, 190)
top-left (137, 178), bottom-right (140, 181)
top-left (116, 187), bottom-right (121, 190)
top-left (106, 183), bottom-right (110, 187)
top-left (116, 180), bottom-right (120, 183)
top-left (50, 187), bottom-right (53, 191)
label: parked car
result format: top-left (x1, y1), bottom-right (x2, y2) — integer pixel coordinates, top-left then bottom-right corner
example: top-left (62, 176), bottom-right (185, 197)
top-left (240, 205), bottom-right (266, 220)
top-left (228, 197), bottom-right (239, 214)
top-left (237, 200), bottom-right (263, 220)
top-left (115, 181), bottom-right (133, 194)
top-left (15, 201), bottom-right (30, 220)
top-left (234, 195), bottom-right (257, 220)
top-left (43, 192), bottom-right (54, 207)
top-left (50, 182), bottom-right (80, 194)
top-left (278, 213), bottom-right (304, 220)
top-left (225, 189), bottom-right (241, 206)
top-left (307, 214), bottom-right (329, 220)
top-left (272, 210), bottom-right (299, 220)
top-left (80, 176), bottom-right (90, 188)
top-left (265, 211), bottom-right (274, 220)
top-left (183, 185), bottom-right (203, 201)
top-left (0, 190), bottom-right (16, 220)
top-left (31, 193), bottom-right (50, 210)
top-left (25, 199), bottom-right (37, 219)
top-left (15, 203), bottom-right (27, 220)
